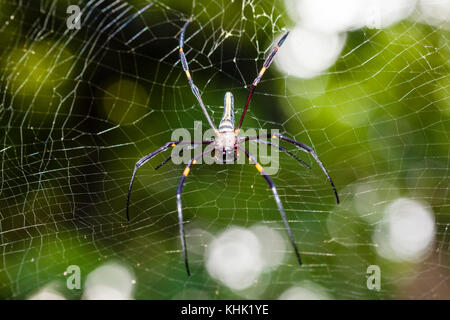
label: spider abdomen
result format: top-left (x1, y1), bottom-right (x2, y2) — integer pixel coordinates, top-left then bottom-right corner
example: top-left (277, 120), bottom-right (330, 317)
top-left (218, 92), bottom-right (235, 132)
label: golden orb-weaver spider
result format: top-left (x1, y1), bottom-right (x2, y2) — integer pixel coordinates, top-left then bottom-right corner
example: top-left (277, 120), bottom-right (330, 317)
top-left (126, 20), bottom-right (339, 276)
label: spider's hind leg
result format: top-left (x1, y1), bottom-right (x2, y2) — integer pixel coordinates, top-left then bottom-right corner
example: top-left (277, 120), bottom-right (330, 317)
top-left (176, 146), bottom-right (215, 276)
top-left (237, 145), bottom-right (303, 267)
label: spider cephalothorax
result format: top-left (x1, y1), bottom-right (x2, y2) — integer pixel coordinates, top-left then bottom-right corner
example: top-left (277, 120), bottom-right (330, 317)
top-left (126, 19), bottom-right (339, 276)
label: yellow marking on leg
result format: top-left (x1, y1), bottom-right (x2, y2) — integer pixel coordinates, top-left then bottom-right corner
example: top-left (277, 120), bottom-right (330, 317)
top-left (171, 143), bottom-right (177, 147)
top-left (179, 48), bottom-right (183, 53)
top-left (255, 163), bottom-right (263, 173)
top-left (192, 160), bottom-right (197, 165)
top-left (275, 46), bottom-right (280, 50)
top-left (183, 167), bottom-right (191, 176)
top-left (185, 70), bottom-right (191, 79)
top-left (272, 135), bottom-right (278, 139)
top-left (258, 66), bottom-right (267, 77)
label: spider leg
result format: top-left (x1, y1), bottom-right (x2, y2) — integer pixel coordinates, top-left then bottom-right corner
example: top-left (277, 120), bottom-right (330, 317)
top-left (126, 140), bottom-right (211, 221)
top-left (176, 146), bottom-right (215, 276)
top-left (179, 20), bottom-right (219, 135)
top-left (237, 145), bottom-right (303, 267)
top-left (247, 139), bottom-right (311, 170)
top-left (155, 142), bottom-right (212, 171)
top-left (235, 31), bottom-right (289, 134)
top-left (242, 134), bottom-right (339, 204)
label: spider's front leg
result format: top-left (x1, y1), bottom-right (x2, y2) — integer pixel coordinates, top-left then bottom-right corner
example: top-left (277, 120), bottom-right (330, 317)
top-left (179, 20), bottom-right (219, 135)
top-left (235, 31), bottom-right (290, 134)
top-left (126, 140), bottom-right (212, 221)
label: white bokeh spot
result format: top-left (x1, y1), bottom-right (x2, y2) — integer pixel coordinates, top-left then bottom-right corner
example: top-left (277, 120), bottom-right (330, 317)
top-left (287, 0), bottom-right (417, 32)
top-left (415, 0), bottom-right (450, 27)
top-left (373, 198), bottom-right (436, 262)
top-left (205, 227), bottom-right (264, 290)
top-left (275, 26), bottom-right (347, 79)
top-left (250, 224), bottom-right (286, 270)
top-left (28, 283), bottom-right (66, 300)
top-left (83, 262), bottom-right (136, 300)
top-left (278, 282), bottom-right (333, 300)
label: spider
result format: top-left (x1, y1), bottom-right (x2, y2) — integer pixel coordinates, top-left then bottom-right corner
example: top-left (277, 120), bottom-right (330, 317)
top-left (126, 20), bottom-right (340, 276)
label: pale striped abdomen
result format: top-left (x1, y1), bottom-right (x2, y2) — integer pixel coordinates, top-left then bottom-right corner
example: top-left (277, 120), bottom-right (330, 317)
top-left (218, 92), bottom-right (234, 132)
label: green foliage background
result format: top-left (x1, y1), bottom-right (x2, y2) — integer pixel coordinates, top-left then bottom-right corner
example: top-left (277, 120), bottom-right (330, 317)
top-left (0, 0), bottom-right (448, 299)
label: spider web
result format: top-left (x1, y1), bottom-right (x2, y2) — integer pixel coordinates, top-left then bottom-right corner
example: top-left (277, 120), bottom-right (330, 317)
top-left (0, 0), bottom-right (449, 299)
